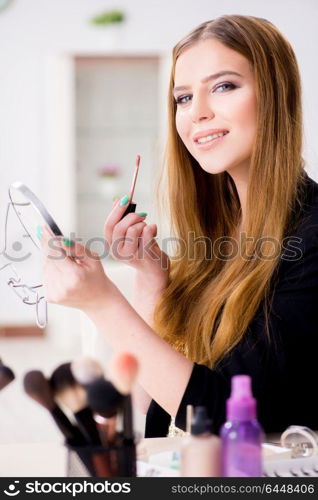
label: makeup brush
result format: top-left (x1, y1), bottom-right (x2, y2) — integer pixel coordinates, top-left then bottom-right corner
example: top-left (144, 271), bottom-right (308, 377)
top-left (0, 364), bottom-right (15, 391)
top-left (121, 154), bottom-right (140, 219)
top-left (86, 366), bottom-right (137, 477)
top-left (23, 370), bottom-right (86, 445)
top-left (108, 351), bottom-right (139, 396)
top-left (108, 352), bottom-right (138, 478)
top-left (86, 378), bottom-right (126, 476)
top-left (50, 362), bottom-right (101, 446)
top-left (108, 352), bottom-right (139, 441)
top-left (87, 378), bottom-right (124, 444)
top-left (71, 357), bottom-right (113, 446)
top-left (71, 356), bottom-right (104, 386)
top-left (86, 378), bottom-right (124, 416)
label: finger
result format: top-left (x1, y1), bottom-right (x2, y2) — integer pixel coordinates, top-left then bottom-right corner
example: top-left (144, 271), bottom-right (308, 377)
top-left (41, 224), bottom-right (55, 237)
top-left (142, 223), bottom-right (157, 243)
top-left (119, 221), bottom-right (147, 259)
top-left (110, 212), bottom-right (147, 250)
top-left (60, 237), bottom-right (99, 266)
top-left (140, 224), bottom-right (160, 254)
top-left (40, 225), bottom-right (66, 261)
top-left (112, 220), bottom-right (146, 260)
top-left (139, 224), bottom-right (166, 264)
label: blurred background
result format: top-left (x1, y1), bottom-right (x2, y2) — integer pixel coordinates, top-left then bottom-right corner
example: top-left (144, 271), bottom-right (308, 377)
top-left (0, 0), bottom-right (317, 448)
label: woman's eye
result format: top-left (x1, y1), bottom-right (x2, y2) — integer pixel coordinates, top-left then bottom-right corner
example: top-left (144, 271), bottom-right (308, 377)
top-left (175, 94), bottom-right (192, 105)
top-left (174, 83), bottom-right (236, 105)
top-left (214, 82), bottom-right (236, 93)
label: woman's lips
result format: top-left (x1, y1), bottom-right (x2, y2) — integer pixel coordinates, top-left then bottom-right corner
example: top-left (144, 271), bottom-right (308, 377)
top-left (194, 132), bottom-right (229, 151)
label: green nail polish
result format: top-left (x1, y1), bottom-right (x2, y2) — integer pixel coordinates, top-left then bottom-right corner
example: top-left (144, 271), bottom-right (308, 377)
top-left (36, 225), bottom-right (43, 241)
top-left (120, 195), bottom-right (129, 206)
top-left (112, 195), bottom-right (119, 201)
top-left (63, 238), bottom-right (73, 247)
top-left (137, 212), bottom-right (147, 217)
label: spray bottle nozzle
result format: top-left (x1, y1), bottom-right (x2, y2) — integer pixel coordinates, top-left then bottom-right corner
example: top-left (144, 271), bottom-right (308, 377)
top-left (227, 375), bottom-right (257, 421)
top-left (231, 375), bottom-right (252, 399)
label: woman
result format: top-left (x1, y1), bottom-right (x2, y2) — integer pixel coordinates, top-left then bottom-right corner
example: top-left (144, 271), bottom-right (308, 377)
top-left (42, 15), bottom-right (318, 437)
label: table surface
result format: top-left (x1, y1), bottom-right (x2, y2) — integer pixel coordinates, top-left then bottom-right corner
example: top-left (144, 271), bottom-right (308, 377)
top-left (0, 438), bottom-right (291, 477)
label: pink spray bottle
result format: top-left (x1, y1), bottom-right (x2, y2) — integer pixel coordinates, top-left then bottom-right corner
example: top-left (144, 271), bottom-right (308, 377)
top-left (220, 375), bottom-right (264, 476)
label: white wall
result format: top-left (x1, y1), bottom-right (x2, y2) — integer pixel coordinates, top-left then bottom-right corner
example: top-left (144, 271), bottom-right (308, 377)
top-left (0, 0), bottom-right (317, 331)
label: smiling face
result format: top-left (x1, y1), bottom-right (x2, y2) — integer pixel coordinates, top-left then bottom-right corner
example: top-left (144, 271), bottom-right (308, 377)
top-left (173, 39), bottom-right (258, 180)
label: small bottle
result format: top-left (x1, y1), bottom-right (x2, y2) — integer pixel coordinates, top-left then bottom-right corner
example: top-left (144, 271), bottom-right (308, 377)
top-left (180, 406), bottom-right (221, 477)
top-left (220, 375), bottom-right (264, 477)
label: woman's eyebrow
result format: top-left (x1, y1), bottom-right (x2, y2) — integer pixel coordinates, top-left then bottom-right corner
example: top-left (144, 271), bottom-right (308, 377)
top-left (173, 70), bottom-right (243, 94)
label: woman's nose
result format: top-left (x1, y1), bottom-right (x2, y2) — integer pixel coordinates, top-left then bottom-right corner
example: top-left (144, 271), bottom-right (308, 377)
top-left (189, 95), bottom-right (214, 123)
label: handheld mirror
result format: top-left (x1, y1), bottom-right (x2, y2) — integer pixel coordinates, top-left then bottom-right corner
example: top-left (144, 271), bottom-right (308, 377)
top-left (0, 182), bottom-right (64, 328)
top-left (8, 182), bottom-right (63, 244)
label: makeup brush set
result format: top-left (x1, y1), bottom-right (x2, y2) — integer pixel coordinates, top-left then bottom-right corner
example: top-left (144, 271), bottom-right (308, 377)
top-left (23, 352), bottom-right (138, 477)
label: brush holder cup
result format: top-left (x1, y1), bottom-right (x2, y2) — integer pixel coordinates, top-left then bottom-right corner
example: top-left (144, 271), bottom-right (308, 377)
top-left (66, 440), bottom-right (136, 477)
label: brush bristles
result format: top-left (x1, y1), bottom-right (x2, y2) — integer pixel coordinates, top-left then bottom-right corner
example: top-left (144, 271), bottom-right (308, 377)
top-left (87, 379), bottom-right (123, 415)
top-left (71, 357), bottom-right (104, 386)
top-left (108, 352), bottom-right (139, 395)
top-left (0, 365), bottom-right (15, 391)
top-left (50, 362), bottom-right (88, 413)
top-left (50, 362), bottom-right (75, 392)
top-left (0, 365), bottom-right (15, 380)
top-left (23, 370), bottom-right (55, 411)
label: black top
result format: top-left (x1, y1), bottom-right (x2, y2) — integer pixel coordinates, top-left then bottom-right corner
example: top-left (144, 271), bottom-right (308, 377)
top-left (145, 172), bottom-right (318, 437)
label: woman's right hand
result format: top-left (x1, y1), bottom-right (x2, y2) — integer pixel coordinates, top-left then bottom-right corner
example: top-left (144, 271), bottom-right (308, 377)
top-left (104, 195), bottom-right (170, 290)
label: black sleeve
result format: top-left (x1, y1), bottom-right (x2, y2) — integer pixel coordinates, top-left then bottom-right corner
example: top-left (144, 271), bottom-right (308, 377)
top-left (145, 208), bottom-right (318, 437)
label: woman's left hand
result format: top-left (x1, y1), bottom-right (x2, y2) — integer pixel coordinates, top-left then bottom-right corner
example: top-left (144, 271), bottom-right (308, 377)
top-left (40, 227), bottom-right (113, 313)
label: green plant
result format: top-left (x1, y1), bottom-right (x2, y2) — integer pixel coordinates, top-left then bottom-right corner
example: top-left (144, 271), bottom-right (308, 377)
top-left (90, 10), bottom-right (125, 26)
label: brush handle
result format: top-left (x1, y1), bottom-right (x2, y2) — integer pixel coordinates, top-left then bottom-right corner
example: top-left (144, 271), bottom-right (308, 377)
top-left (91, 452), bottom-right (113, 477)
top-left (51, 406), bottom-right (98, 474)
top-left (75, 407), bottom-right (101, 445)
top-left (121, 396), bottom-right (136, 476)
top-left (119, 438), bottom-right (136, 477)
top-left (122, 395), bottom-right (134, 440)
top-left (51, 406), bottom-right (86, 445)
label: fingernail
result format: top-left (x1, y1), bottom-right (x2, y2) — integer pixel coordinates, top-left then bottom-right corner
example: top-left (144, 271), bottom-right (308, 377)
top-left (120, 195), bottom-right (129, 206)
top-left (137, 212), bottom-right (147, 217)
top-left (112, 195), bottom-right (119, 201)
top-left (62, 237), bottom-right (73, 247)
top-left (36, 225), bottom-right (43, 241)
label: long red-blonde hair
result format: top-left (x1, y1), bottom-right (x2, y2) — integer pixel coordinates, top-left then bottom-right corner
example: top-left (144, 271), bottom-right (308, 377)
top-left (152, 15), bottom-right (306, 368)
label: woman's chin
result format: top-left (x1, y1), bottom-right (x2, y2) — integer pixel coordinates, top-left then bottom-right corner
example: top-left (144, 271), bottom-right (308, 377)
top-left (199, 164), bottom-right (229, 175)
